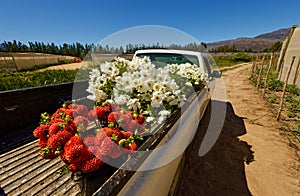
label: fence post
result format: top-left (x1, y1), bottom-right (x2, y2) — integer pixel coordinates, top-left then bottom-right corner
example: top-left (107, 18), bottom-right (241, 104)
top-left (292, 57), bottom-right (300, 85)
top-left (257, 56), bottom-right (265, 88)
top-left (276, 56), bottom-right (296, 121)
top-left (251, 51), bottom-right (260, 78)
top-left (262, 53), bottom-right (274, 95)
top-left (278, 59), bottom-right (285, 80)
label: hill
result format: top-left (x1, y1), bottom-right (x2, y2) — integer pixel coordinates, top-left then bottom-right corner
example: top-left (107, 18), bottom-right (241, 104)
top-left (207, 28), bottom-right (290, 51)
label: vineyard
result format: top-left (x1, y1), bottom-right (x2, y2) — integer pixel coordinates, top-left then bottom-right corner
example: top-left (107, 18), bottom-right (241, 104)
top-left (250, 52), bottom-right (300, 155)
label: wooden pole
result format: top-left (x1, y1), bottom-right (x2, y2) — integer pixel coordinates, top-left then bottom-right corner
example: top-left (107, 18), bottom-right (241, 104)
top-left (251, 51), bottom-right (260, 78)
top-left (251, 59), bottom-right (256, 78)
top-left (278, 59), bottom-right (284, 80)
top-left (276, 56), bottom-right (296, 121)
top-left (262, 53), bottom-right (274, 95)
top-left (257, 56), bottom-right (265, 88)
top-left (292, 57), bottom-right (300, 85)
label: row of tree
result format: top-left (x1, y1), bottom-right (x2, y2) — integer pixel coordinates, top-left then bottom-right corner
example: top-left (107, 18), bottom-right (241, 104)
top-left (0, 40), bottom-right (93, 59)
top-left (0, 40), bottom-right (210, 58)
top-left (0, 40), bottom-right (282, 59)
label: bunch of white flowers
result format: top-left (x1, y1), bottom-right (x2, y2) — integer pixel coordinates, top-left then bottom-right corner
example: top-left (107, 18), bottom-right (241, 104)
top-left (87, 57), bottom-right (206, 125)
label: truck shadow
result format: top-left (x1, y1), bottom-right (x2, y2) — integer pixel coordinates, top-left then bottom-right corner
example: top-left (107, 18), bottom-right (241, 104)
top-left (176, 100), bottom-right (254, 196)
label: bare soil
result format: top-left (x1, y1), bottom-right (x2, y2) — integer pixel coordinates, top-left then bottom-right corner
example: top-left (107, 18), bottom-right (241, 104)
top-left (39, 62), bottom-right (82, 71)
top-left (176, 63), bottom-right (300, 196)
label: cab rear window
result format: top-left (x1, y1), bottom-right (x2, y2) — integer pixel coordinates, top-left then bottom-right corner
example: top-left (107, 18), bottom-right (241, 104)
top-left (136, 53), bottom-right (199, 67)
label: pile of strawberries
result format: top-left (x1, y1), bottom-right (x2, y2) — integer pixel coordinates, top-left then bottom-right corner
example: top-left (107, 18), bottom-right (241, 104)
top-left (33, 103), bottom-right (145, 173)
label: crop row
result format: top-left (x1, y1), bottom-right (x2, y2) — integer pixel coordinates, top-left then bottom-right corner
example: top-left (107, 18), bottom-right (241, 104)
top-left (0, 69), bottom-right (89, 91)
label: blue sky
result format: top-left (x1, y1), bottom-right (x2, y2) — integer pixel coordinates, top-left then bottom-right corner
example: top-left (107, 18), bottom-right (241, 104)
top-left (1, 0), bottom-right (299, 46)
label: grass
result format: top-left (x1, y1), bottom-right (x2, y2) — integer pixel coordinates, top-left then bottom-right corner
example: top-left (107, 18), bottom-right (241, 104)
top-left (0, 69), bottom-right (90, 91)
top-left (18, 59), bottom-right (75, 72)
top-left (214, 52), bottom-right (254, 68)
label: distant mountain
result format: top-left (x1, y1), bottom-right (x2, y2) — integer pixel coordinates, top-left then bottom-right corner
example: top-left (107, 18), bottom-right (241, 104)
top-left (254, 28), bottom-right (290, 40)
top-left (207, 28), bottom-right (290, 51)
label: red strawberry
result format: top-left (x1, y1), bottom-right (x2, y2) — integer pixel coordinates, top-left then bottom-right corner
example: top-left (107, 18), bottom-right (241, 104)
top-left (74, 116), bottom-right (89, 132)
top-left (65, 136), bottom-right (84, 147)
top-left (47, 135), bottom-right (61, 150)
top-left (62, 144), bottom-right (85, 163)
top-left (33, 124), bottom-right (50, 139)
top-left (124, 142), bottom-right (138, 152)
top-left (95, 148), bottom-right (107, 162)
top-left (120, 131), bottom-right (132, 139)
top-left (87, 109), bottom-right (97, 121)
top-left (135, 114), bottom-right (145, 124)
top-left (81, 157), bottom-right (103, 173)
top-left (67, 104), bottom-right (73, 109)
top-left (88, 146), bottom-right (97, 154)
top-left (101, 137), bottom-right (122, 159)
top-left (49, 118), bottom-right (65, 125)
top-left (84, 135), bottom-right (95, 147)
top-left (56, 130), bottom-right (73, 144)
top-left (63, 122), bottom-right (77, 135)
top-left (39, 147), bottom-right (58, 159)
top-left (110, 103), bottom-right (121, 112)
top-left (48, 122), bottom-right (62, 136)
top-left (47, 131), bottom-right (73, 150)
top-left (107, 112), bottom-right (119, 125)
top-left (61, 151), bottom-right (70, 165)
top-left (69, 162), bottom-right (81, 173)
top-left (38, 136), bottom-right (48, 148)
top-left (75, 105), bottom-right (89, 117)
top-left (63, 136), bottom-right (91, 163)
top-left (103, 105), bottom-right (111, 113)
top-left (95, 129), bottom-right (107, 146)
top-left (95, 106), bottom-right (107, 121)
top-left (101, 127), bottom-right (120, 138)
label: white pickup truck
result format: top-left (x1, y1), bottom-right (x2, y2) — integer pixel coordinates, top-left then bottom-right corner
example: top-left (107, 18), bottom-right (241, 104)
top-left (0, 49), bottom-right (221, 196)
top-left (92, 49), bottom-right (221, 196)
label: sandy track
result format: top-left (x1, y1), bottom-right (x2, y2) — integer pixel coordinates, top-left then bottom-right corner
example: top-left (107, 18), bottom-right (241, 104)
top-left (39, 62), bottom-right (83, 71)
top-left (176, 63), bottom-right (300, 196)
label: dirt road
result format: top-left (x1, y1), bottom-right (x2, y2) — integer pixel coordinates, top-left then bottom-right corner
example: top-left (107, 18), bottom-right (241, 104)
top-left (176, 63), bottom-right (300, 196)
top-left (40, 62), bottom-right (83, 71)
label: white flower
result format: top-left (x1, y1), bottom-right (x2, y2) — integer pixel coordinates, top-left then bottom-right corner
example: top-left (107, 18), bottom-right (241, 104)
top-left (127, 98), bottom-right (141, 111)
top-left (137, 83), bottom-right (149, 93)
top-left (143, 93), bottom-right (152, 101)
top-left (146, 116), bottom-right (155, 123)
top-left (156, 74), bottom-right (164, 82)
top-left (153, 83), bottom-right (161, 92)
top-left (133, 79), bottom-right (140, 87)
top-left (158, 110), bottom-right (170, 124)
top-left (114, 95), bottom-right (129, 105)
top-left (159, 86), bottom-right (166, 93)
top-left (167, 95), bottom-right (179, 106)
top-left (94, 89), bottom-right (108, 102)
top-left (185, 82), bottom-right (193, 87)
top-left (151, 91), bottom-right (165, 108)
top-left (169, 79), bottom-right (179, 91)
top-left (131, 71), bottom-right (140, 79)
